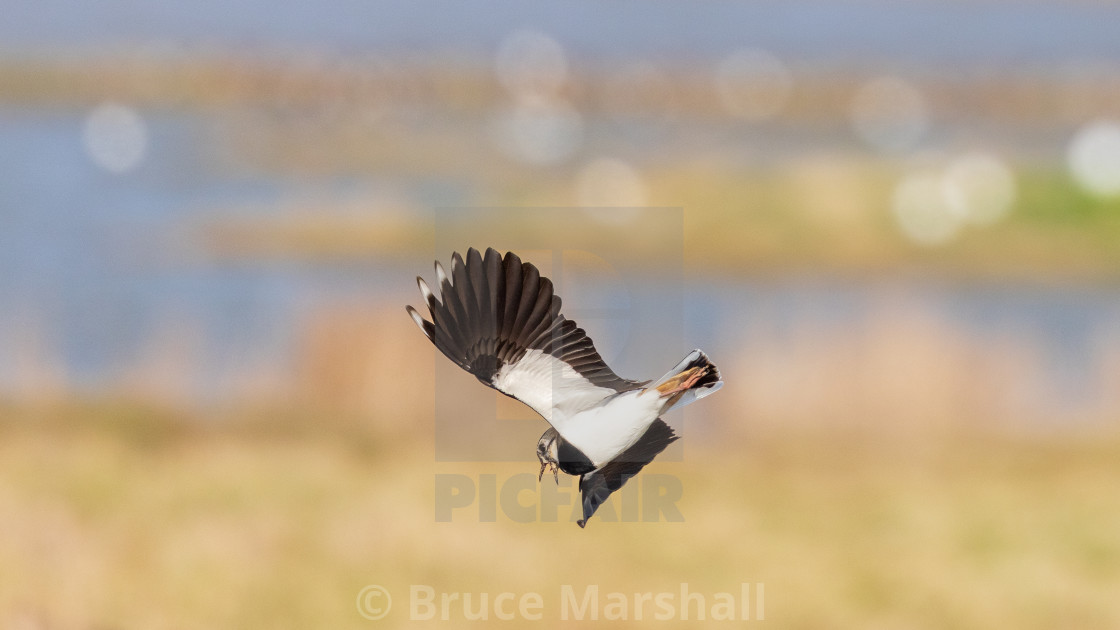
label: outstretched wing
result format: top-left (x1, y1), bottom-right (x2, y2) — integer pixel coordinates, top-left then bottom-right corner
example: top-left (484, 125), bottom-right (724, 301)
top-left (406, 247), bottom-right (646, 424)
top-left (577, 418), bottom-right (678, 528)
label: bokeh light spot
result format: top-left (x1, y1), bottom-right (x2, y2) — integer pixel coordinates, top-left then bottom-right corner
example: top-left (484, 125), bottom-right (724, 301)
top-left (851, 76), bottom-right (928, 153)
top-left (82, 102), bottom-right (148, 174)
top-left (1067, 120), bottom-right (1120, 197)
top-left (892, 170), bottom-right (961, 246)
top-left (494, 28), bottom-right (568, 102)
top-left (942, 153), bottom-right (1017, 226)
top-left (491, 97), bottom-right (583, 165)
top-left (714, 49), bottom-right (792, 121)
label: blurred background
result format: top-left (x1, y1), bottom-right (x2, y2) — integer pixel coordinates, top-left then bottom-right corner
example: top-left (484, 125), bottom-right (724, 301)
top-left (2, 1), bottom-right (1120, 628)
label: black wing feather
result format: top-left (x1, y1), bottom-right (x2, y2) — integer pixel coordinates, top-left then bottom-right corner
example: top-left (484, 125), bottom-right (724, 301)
top-left (407, 247), bottom-right (645, 393)
top-left (577, 419), bottom-right (679, 527)
top-left (499, 252), bottom-right (523, 356)
top-left (438, 261), bottom-right (468, 340)
top-left (483, 248), bottom-right (503, 358)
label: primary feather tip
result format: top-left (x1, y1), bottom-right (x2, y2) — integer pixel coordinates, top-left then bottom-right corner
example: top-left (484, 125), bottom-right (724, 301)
top-left (405, 305), bottom-right (433, 340)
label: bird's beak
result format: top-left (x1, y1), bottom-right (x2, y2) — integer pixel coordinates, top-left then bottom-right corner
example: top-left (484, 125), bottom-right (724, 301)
top-left (538, 460), bottom-right (559, 484)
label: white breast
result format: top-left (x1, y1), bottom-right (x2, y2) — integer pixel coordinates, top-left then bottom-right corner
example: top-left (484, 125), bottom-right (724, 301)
top-left (556, 389), bottom-right (664, 467)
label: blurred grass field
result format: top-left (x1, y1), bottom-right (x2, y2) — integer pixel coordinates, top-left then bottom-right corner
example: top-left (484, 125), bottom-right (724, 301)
top-left (2, 401), bottom-right (1119, 629)
top-left (2, 303), bottom-right (1119, 628)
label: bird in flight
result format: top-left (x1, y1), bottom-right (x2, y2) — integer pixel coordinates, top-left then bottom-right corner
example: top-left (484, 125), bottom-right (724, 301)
top-left (406, 248), bottom-right (722, 527)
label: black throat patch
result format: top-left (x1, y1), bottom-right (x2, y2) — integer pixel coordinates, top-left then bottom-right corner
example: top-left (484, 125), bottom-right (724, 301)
top-left (556, 437), bottom-right (596, 476)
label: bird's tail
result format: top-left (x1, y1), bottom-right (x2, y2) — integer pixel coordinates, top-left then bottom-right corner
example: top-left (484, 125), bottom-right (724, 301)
top-left (648, 349), bottom-right (723, 413)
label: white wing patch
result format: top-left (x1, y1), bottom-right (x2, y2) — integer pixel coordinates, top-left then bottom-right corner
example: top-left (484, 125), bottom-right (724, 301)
top-left (491, 349), bottom-right (617, 425)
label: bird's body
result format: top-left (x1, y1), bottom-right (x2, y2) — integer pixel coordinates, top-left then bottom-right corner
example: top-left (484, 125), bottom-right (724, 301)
top-left (553, 389), bottom-right (662, 468)
top-left (406, 247), bottom-right (722, 527)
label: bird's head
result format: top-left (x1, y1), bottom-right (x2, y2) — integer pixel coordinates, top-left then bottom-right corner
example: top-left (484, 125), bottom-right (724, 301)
top-left (536, 428), bottom-right (560, 483)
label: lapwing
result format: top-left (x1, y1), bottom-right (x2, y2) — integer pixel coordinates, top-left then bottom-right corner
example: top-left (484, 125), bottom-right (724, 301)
top-left (406, 248), bottom-right (722, 527)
